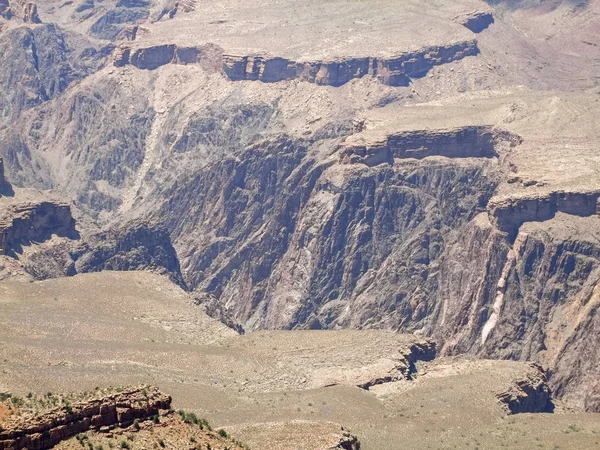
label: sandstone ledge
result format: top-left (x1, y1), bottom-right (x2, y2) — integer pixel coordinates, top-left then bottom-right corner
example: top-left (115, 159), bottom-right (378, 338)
top-left (339, 126), bottom-right (520, 167)
top-left (114, 39), bottom-right (479, 86)
top-left (0, 387), bottom-right (171, 450)
top-left (489, 191), bottom-right (600, 235)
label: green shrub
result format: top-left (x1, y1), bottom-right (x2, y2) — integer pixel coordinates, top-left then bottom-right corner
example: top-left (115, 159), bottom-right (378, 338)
top-left (217, 429), bottom-right (229, 439)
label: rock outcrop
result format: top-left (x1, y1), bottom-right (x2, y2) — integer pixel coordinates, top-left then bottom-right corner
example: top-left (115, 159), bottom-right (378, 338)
top-left (489, 191), bottom-right (600, 235)
top-left (496, 363), bottom-right (554, 414)
top-left (115, 39), bottom-right (479, 86)
top-left (0, 201), bottom-right (76, 256)
top-left (0, 0), bottom-right (41, 23)
top-left (340, 126), bottom-right (521, 166)
top-left (357, 339), bottom-right (436, 389)
top-left (457, 11), bottom-right (494, 33)
top-left (0, 387), bottom-right (171, 450)
top-left (0, 23), bottom-right (108, 126)
top-left (72, 219), bottom-right (186, 287)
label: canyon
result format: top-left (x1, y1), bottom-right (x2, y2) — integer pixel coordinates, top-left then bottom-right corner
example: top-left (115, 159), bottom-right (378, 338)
top-left (0, 0), bottom-right (599, 448)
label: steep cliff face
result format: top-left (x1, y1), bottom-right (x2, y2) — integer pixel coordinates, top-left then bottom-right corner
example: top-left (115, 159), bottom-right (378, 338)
top-left (478, 215), bottom-right (600, 410)
top-left (115, 40), bottom-right (479, 87)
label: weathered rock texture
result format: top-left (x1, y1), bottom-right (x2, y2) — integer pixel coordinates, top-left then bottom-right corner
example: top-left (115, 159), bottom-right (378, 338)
top-left (496, 363), bottom-right (553, 414)
top-left (0, 0), bottom-right (40, 23)
top-left (72, 220), bottom-right (185, 286)
top-left (457, 11), bottom-right (495, 33)
top-left (0, 387), bottom-right (171, 450)
top-left (489, 191), bottom-right (600, 235)
top-left (0, 201), bottom-right (76, 255)
top-left (357, 340), bottom-right (436, 389)
top-left (115, 40), bottom-right (479, 86)
top-left (1, 0), bottom-right (600, 416)
top-left (340, 126), bottom-right (521, 166)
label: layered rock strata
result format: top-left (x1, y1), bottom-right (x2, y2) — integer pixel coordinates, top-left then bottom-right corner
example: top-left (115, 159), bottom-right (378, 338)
top-left (115, 40), bottom-right (479, 86)
top-left (496, 363), bottom-right (554, 414)
top-left (339, 126), bottom-right (520, 166)
top-left (0, 387), bottom-right (171, 450)
top-left (489, 192), bottom-right (600, 235)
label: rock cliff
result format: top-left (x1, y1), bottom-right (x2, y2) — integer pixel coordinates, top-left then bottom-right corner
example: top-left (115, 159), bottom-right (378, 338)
top-left (115, 40), bottom-right (479, 87)
top-left (496, 363), bottom-right (554, 414)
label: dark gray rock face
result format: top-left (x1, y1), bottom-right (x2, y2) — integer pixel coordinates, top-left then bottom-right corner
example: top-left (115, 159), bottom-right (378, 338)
top-left (89, 7), bottom-right (149, 40)
top-left (0, 78), bottom-right (155, 213)
top-left (496, 363), bottom-right (554, 414)
top-left (0, 201), bottom-right (77, 256)
top-left (72, 220), bottom-right (185, 287)
top-left (19, 219), bottom-right (185, 287)
top-left (0, 23), bottom-right (107, 126)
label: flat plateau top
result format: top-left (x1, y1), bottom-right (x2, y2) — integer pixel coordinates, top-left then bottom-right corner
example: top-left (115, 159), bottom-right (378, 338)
top-left (348, 89), bottom-right (600, 199)
top-left (135, 0), bottom-right (484, 59)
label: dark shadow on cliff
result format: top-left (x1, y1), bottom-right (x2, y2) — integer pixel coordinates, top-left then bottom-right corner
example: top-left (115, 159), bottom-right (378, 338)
top-left (0, 181), bottom-right (15, 197)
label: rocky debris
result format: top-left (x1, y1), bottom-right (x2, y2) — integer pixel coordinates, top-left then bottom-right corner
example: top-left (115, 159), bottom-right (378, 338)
top-left (357, 340), bottom-right (436, 389)
top-left (496, 363), bottom-right (554, 414)
top-left (0, 387), bottom-right (171, 450)
top-left (489, 191), bottom-right (600, 235)
top-left (115, 40), bottom-right (479, 86)
top-left (339, 126), bottom-right (520, 166)
top-left (332, 428), bottom-right (360, 450)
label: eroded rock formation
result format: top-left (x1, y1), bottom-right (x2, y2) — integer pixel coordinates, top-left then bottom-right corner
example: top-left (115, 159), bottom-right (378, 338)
top-left (496, 363), bottom-right (553, 414)
top-left (115, 40), bottom-right (479, 86)
top-left (0, 387), bottom-right (171, 450)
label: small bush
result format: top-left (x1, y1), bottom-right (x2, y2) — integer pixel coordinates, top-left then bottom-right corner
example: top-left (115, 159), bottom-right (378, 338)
top-left (217, 429), bottom-right (229, 439)
top-left (153, 414), bottom-right (160, 424)
top-left (133, 419), bottom-right (140, 431)
top-left (158, 438), bottom-right (165, 448)
top-left (120, 441), bottom-right (130, 449)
